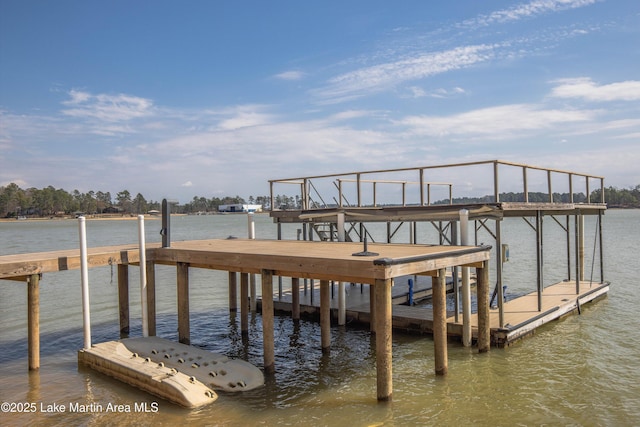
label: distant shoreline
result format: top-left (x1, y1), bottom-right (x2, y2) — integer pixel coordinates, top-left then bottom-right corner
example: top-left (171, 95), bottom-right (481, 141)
top-left (0, 214), bottom-right (171, 223)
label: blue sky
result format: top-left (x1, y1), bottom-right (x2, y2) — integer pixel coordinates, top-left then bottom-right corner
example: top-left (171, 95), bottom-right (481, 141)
top-left (1, 0), bottom-right (639, 204)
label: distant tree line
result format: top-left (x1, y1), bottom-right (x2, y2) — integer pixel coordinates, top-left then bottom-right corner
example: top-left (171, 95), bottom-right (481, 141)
top-left (435, 186), bottom-right (640, 208)
top-left (1, 183), bottom-right (638, 218)
top-left (0, 183), bottom-right (299, 218)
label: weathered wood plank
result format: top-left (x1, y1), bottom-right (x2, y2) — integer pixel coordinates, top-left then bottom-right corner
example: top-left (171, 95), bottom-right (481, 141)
top-left (375, 278), bottom-right (393, 401)
top-left (0, 244), bottom-right (154, 279)
top-left (261, 269), bottom-right (275, 373)
top-left (117, 264), bottom-right (129, 338)
top-left (28, 274), bottom-right (39, 371)
top-left (177, 262), bottom-right (190, 345)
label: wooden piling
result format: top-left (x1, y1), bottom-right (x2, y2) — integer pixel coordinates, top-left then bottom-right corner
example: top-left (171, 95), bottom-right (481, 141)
top-left (228, 271), bottom-right (238, 312)
top-left (476, 261), bottom-right (490, 353)
top-left (374, 278), bottom-right (392, 401)
top-left (240, 272), bottom-right (249, 335)
top-left (370, 286), bottom-right (376, 333)
top-left (117, 264), bottom-right (129, 338)
top-left (291, 277), bottom-right (300, 320)
top-left (146, 261), bottom-right (156, 336)
top-left (27, 274), bottom-right (40, 371)
top-left (250, 274), bottom-right (257, 312)
top-left (320, 279), bottom-right (331, 351)
top-left (177, 262), bottom-right (190, 345)
top-left (261, 269), bottom-right (275, 373)
top-left (433, 269), bottom-right (448, 375)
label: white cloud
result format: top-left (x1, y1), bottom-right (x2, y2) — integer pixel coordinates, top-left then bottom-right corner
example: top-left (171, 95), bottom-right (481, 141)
top-left (404, 86), bottom-right (466, 99)
top-left (61, 90), bottom-right (154, 122)
top-left (550, 78), bottom-right (640, 101)
top-left (399, 104), bottom-right (596, 138)
top-left (327, 110), bottom-right (377, 121)
top-left (274, 70), bottom-right (305, 81)
top-left (182, 181), bottom-right (193, 187)
top-left (215, 105), bottom-right (276, 130)
top-left (459, 0), bottom-right (598, 28)
top-left (314, 44), bottom-right (497, 103)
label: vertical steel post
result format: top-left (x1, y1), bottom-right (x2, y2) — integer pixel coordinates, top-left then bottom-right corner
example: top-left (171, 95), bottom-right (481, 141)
top-left (536, 211), bottom-right (543, 311)
top-left (138, 215), bottom-right (149, 337)
top-left (493, 161), bottom-right (500, 203)
top-left (575, 213), bottom-right (581, 295)
top-left (78, 217), bottom-right (91, 350)
top-left (566, 216), bottom-right (572, 280)
top-left (523, 166), bottom-right (529, 203)
top-left (496, 219), bottom-right (504, 328)
top-left (451, 221), bottom-right (459, 324)
top-left (599, 210), bottom-right (604, 283)
top-left (161, 199), bottom-right (170, 248)
top-left (460, 209), bottom-right (471, 345)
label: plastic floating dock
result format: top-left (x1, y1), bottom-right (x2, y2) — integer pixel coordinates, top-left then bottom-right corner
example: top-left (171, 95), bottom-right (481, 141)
top-left (78, 336), bottom-right (264, 408)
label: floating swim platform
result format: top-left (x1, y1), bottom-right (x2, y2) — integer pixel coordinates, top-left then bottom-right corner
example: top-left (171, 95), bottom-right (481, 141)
top-left (78, 336), bottom-right (264, 408)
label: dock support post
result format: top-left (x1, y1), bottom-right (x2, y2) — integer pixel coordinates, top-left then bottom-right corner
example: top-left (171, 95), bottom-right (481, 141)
top-left (137, 215), bottom-right (149, 337)
top-left (375, 278), bottom-right (393, 401)
top-left (146, 261), bottom-right (156, 336)
top-left (228, 272), bottom-right (238, 312)
top-left (177, 262), bottom-right (190, 345)
top-left (78, 217), bottom-right (91, 351)
top-left (496, 219), bottom-right (505, 328)
top-left (460, 209), bottom-right (471, 346)
top-left (578, 212), bottom-right (585, 283)
top-left (536, 211), bottom-right (544, 311)
top-left (240, 273), bottom-right (249, 335)
top-left (337, 213), bottom-right (346, 326)
top-left (291, 277), bottom-right (300, 320)
top-left (477, 260), bottom-right (491, 353)
top-left (248, 213), bottom-right (257, 312)
top-left (27, 274), bottom-right (40, 371)
top-left (599, 210), bottom-right (604, 283)
top-left (575, 213), bottom-right (581, 294)
top-left (250, 274), bottom-right (257, 312)
top-left (117, 264), bottom-right (129, 338)
top-left (320, 279), bottom-right (331, 352)
top-left (370, 279), bottom-right (393, 401)
top-left (261, 269), bottom-right (275, 373)
top-left (161, 199), bottom-right (170, 248)
top-left (369, 286), bottom-right (376, 333)
top-left (433, 269), bottom-right (448, 375)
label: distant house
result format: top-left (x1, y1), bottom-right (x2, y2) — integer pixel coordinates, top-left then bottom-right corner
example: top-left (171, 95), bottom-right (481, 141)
top-left (102, 206), bottom-right (122, 214)
top-left (148, 210), bottom-right (160, 216)
top-left (218, 204), bottom-right (262, 213)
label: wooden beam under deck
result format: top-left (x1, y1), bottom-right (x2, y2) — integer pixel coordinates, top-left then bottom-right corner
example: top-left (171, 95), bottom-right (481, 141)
top-left (0, 244), bottom-right (154, 279)
top-left (149, 239), bottom-right (490, 283)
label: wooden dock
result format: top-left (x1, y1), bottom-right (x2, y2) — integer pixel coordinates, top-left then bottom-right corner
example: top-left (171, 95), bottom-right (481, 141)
top-left (0, 238), bottom-right (492, 402)
top-left (1, 160), bottom-right (613, 404)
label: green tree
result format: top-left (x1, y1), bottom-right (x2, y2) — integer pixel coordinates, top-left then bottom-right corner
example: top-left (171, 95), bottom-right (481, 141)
top-left (133, 193), bottom-right (147, 214)
top-left (116, 190), bottom-right (132, 213)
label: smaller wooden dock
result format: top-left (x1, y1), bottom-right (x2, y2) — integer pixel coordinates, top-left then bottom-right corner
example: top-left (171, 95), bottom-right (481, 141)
top-left (267, 278), bottom-right (609, 346)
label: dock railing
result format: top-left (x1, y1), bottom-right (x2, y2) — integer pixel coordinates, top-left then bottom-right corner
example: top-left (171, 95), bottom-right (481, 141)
top-left (269, 159), bottom-right (606, 211)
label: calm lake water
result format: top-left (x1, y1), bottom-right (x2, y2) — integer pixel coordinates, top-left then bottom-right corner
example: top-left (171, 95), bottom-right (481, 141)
top-left (1, 210), bottom-right (639, 426)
